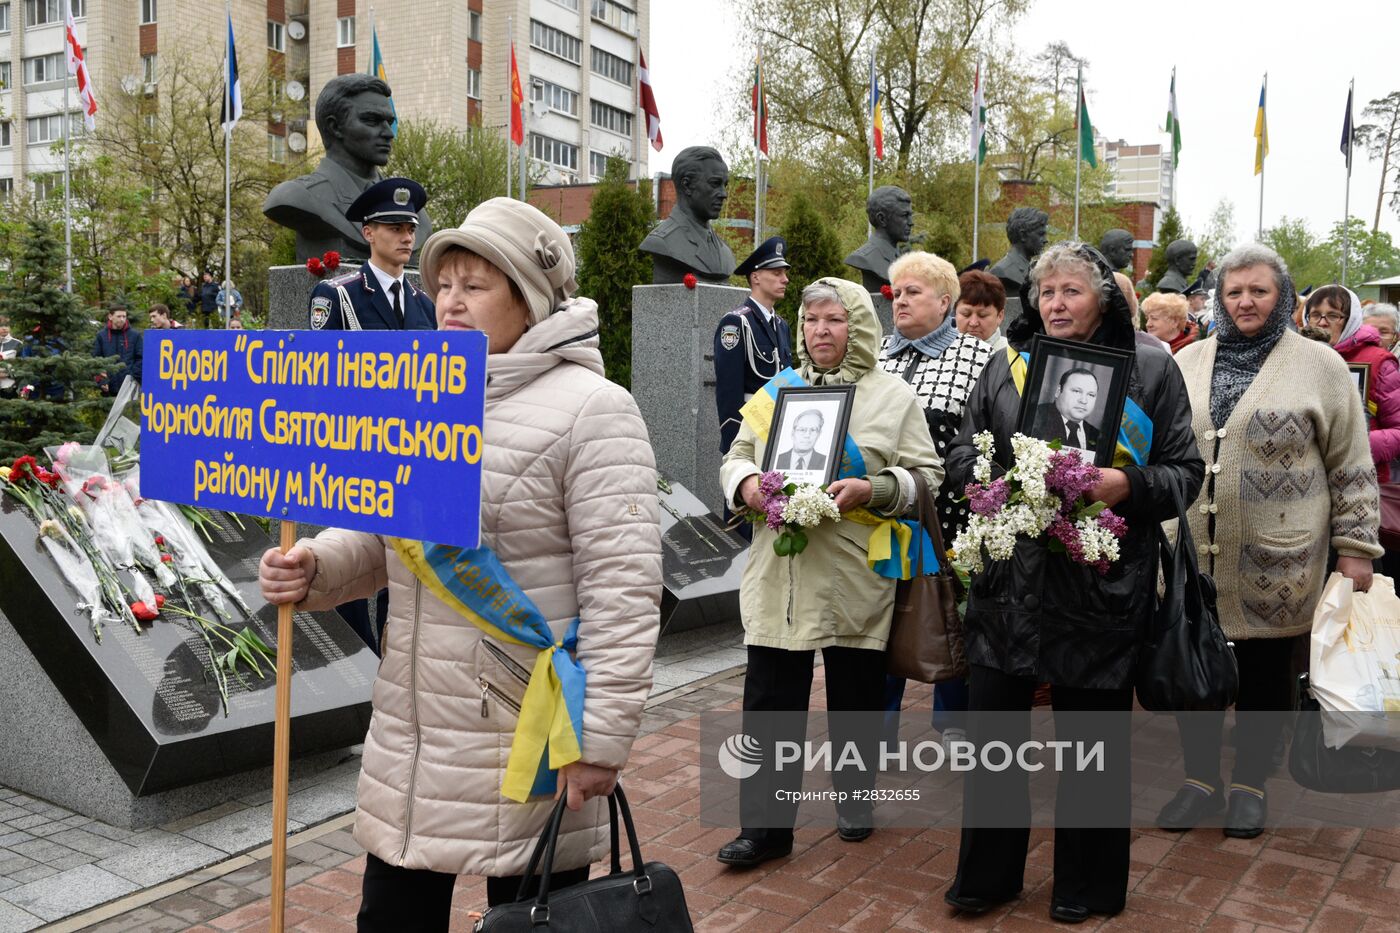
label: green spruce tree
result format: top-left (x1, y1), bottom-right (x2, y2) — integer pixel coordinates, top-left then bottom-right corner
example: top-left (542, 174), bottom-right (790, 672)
top-left (775, 193), bottom-right (846, 331)
top-left (0, 220), bottom-right (110, 460)
top-left (1146, 206), bottom-right (1185, 289)
top-left (574, 156), bottom-right (654, 388)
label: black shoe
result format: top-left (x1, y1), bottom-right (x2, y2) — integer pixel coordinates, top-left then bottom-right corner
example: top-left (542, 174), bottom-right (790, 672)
top-left (836, 814), bottom-right (873, 842)
top-left (1156, 784), bottom-right (1225, 832)
top-left (1050, 901), bottom-right (1091, 924)
top-left (1224, 786), bottom-right (1267, 839)
top-left (944, 889), bottom-right (1015, 914)
top-left (716, 835), bottom-right (793, 868)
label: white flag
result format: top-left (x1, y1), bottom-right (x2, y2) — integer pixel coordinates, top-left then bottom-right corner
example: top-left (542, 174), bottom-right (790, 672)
top-left (64, 9), bottom-right (97, 130)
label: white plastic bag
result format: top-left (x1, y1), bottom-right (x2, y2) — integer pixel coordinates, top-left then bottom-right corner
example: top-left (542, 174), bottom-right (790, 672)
top-left (1310, 572), bottom-right (1400, 750)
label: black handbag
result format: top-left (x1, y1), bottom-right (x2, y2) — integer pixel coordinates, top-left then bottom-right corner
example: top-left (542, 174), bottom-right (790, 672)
top-left (1135, 495), bottom-right (1238, 711)
top-left (886, 472), bottom-right (967, 684)
top-left (1289, 674), bottom-right (1400, 793)
top-left (473, 784), bottom-right (693, 931)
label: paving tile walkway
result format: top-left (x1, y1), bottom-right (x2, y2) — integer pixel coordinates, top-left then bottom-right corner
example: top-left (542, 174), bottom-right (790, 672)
top-left (65, 665), bottom-right (1400, 933)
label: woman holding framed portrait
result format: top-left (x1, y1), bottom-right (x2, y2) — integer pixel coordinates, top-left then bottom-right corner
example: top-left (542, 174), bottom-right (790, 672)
top-left (941, 243), bottom-right (1203, 923)
top-left (715, 277), bottom-right (942, 868)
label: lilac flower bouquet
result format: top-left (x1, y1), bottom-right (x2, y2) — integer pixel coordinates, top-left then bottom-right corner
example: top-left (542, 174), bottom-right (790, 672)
top-left (746, 470), bottom-right (841, 557)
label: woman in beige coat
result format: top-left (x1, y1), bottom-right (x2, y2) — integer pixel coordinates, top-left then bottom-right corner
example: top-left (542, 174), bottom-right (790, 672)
top-left (715, 277), bottom-right (942, 868)
top-left (259, 199), bottom-right (661, 932)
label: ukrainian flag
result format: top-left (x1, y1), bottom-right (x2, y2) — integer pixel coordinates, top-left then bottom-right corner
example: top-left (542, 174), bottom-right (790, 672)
top-left (1253, 81), bottom-right (1268, 176)
top-left (870, 58), bottom-right (884, 161)
top-left (369, 27), bottom-right (397, 135)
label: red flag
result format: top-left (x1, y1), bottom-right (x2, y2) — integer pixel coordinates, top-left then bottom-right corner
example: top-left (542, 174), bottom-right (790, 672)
top-left (751, 51), bottom-right (768, 156)
top-left (638, 49), bottom-right (663, 152)
top-left (508, 42), bottom-right (524, 146)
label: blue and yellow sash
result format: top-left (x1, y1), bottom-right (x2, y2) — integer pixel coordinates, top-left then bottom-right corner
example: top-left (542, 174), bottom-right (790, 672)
top-left (1005, 348), bottom-right (1153, 468)
top-left (390, 539), bottom-right (585, 802)
top-left (737, 368), bottom-right (936, 579)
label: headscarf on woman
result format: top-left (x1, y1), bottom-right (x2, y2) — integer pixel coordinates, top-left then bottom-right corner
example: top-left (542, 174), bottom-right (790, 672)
top-left (1208, 269), bottom-right (1297, 428)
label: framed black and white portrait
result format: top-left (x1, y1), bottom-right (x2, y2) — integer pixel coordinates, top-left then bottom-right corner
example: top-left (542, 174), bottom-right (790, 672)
top-left (1015, 335), bottom-right (1133, 468)
top-left (762, 385), bottom-right (856, 487)
top-left (1349, 363), bottom-right (1371, 406)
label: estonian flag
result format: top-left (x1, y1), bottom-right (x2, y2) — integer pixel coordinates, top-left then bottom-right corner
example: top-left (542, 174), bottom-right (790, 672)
top-left (220, 13), bottom-right (241, 133)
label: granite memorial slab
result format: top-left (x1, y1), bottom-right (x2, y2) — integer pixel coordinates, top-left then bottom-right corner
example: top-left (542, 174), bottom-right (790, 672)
top-left (0, 501), bottom-right (376, 805)
top-left (657, 477), bottom-right (746, 635)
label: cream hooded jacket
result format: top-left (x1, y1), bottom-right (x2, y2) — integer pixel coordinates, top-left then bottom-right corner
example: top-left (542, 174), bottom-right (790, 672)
top-left (296, 300), bottom-right (662, 877)
top-left (720, 277), bottom-right (942, 652)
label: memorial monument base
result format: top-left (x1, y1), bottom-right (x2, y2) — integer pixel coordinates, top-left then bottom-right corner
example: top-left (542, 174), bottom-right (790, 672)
top-left (266, 264), bottom-right (423, 331)
top-left (0, 606), bottom-right (353, 830)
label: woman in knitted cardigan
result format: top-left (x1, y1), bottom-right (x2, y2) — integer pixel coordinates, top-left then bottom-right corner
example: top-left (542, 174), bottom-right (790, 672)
top-left (1160, 244), bottom-right (1382, 840)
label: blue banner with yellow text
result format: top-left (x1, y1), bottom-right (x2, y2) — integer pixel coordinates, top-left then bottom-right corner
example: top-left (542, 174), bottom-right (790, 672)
top-left (140, 330), bottom-right (488, 547)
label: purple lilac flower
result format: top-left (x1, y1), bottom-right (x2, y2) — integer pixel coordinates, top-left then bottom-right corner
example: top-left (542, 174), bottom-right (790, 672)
top-left (1096, 508), bottom-right (1128, 538)
top-left (1044, 449), bottom-right (1100, 502)
top-left (966, 478), bottom-right (1011, 517)
top-left (758, 470), bottom-right (787, 498)
top-left (764, 496), bottom-right (788, 531)
top-left (1047, 514), bottom-right (1085, 562)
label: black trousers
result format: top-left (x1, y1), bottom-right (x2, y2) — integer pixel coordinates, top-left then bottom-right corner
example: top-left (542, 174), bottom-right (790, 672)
top-left (1176, 634), bottom-right (1302, 791)
top-left (738, 644), bottom-right (887, 844)
top-left (357, 852), bottom-right (589, 932)
top-left (950, 664), bottom-right (1134, 915)
top-left (338, 589), bottom-right (390, 655)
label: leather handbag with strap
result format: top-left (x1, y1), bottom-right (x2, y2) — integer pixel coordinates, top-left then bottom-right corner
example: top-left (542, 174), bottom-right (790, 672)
top-left (1290, 674), bottom-right (1400, 793)
top-left (1135, 489), bottom-right (1238, 711)
top-left (473, 784), bottom-right (693, 932)
top-left (885, 471), bottom-right (967, 684)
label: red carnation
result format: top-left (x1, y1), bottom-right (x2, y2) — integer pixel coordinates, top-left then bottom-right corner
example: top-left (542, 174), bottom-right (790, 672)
top-left (130, 601), bottom-right (158, 622)
top-left (323, 251), bottom-right (341, 271)
top-left (160, 553), bottom-right (173, 563)
top-left (155, 594), bottom-right (166, 609)
top-left (683, 273), bottom-right (698, 290)
top-left (10, 456), bottom-right (37, 483)
top-left (880, 284), bottom-right (894, 300)
top-left (306, 257), bottom-right (325, 276)
top-left (154, 535), bottom-right (165, 546)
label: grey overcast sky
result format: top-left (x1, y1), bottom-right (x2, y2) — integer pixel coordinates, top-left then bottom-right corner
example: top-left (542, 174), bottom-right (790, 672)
top-left (648, 0), bottom-right (1400, 247)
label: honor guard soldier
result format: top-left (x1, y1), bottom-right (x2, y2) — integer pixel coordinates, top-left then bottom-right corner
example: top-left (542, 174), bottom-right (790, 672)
top-left (308, 177), bottom-right (436, 333)
top-left (714, 236), bottom-right (793, 454)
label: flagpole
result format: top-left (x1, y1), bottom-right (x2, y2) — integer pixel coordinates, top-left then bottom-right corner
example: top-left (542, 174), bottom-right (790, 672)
top-left (1343, 77), bottom-right (1353, 285)
top-left (223, 0), bottom-right (232, 329)
top-left (1074, 64), bottom-right (1083, 240)
top-left (754, 43), bottom-right (762, 247)
top-left (971, 58), bottom-right (981, 264)
top-left (62, 65), bottom-right (72, 292)
top-left (1258, 72), bottom-right (1267, 241)
top-left (505, 15), bottom-right (513, 199)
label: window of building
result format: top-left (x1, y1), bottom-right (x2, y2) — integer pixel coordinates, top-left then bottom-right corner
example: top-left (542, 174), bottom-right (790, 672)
top-left (530, 133), bottom-right (578, 171)
top-left (0, 122), bottom-right (9, 147)
top-left (141, 52), bottom-right (157, 86)
top-left (0, 62), bottom-right (9, 89)
top-left (141, 112), bottom-right (157, 141)
top-left (69, 0), bottom-right (81, 17)
top-left (0, 178), bottom-right (12, 198)
top-left (530, 78), bottom-right (578, 117)
top-left (550, 0), bottom-right (580, 9)
top-left (590, 0), bottom-right (635, 34)
top-left (589, 150), bottom-right (611, 180)
top-left (0, 3), bottom-right (11, 32)
top-left (22, 52), bottom-right (63, 85)
top-left (269, 75), bottom-right (284, 100)
top-left (27, 113), bottom-right (65, 144)
top-left (139, 0), bottom-right (155, 24)
top-left (33, 174), bottom-right (58, 200)
top-left (590, 47), bottom-right (631, 85)
top-left (590, 100), bottom-right (631, 136)
top-left (23, 0), bottom-right (64, 26)
top-left (529, 20), bottom-right (580, 64)
top-left (268, 132), bottom-right (286, 163)
top-left (466, 68), bottom-right (481, 100)
top-left (337, 16), bottom-right (354, 48)
top-left (267, 20), bottom-right (285, 52)
top-left (468, 10), bottom-right (481, 42)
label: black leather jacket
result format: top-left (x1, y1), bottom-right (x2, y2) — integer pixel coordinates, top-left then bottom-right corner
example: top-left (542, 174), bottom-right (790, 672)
top-left (944, 247), bottom-right (1205, 689)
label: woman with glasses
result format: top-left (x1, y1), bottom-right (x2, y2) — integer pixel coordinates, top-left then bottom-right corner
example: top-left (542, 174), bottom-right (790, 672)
top-left (1305, 285), bottom-right (1400, 483)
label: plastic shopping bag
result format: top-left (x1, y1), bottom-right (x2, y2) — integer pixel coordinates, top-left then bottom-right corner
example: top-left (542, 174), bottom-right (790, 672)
top-left (1310, 572), bottom-right (1400, 750)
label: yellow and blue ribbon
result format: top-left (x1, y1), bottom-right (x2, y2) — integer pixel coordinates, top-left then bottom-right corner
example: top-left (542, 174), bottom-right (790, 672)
top-left (1006, 348), bottom-right (1153, 468)
top-left (737, 369), bottom-right (935, 579)
top-left (390, 539), bottom-right (584, 802)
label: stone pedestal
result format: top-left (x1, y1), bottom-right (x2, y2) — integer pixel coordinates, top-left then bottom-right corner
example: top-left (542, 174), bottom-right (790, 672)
top-left (266, 264), bottom-right (423, 331)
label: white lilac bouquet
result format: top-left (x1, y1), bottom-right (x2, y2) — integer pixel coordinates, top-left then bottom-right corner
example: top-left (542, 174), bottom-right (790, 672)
top-left (749, 469), bottom-right (841, 557)
top-left (952, 432), bottom-right (1128, 576)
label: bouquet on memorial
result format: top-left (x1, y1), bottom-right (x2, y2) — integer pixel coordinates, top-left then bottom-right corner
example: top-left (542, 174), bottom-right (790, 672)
top-left (952, 432), bottom-right (1127, 576)
top-left (743, 469), bottom-right (841, 557)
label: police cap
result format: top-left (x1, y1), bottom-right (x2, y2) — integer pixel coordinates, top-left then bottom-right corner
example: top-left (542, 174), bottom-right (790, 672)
top-left (734, 236), bottom-right (792, 278)
top-left (347, 177), bottom-right (428, 225)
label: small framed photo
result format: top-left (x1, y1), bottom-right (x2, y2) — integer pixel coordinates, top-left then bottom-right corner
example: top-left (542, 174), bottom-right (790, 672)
top-left (1349, 363), bottom-right (1372, 404)
top-left (761, 385), bottom-right (856, 487)
top-left (1015, 335), bottom-right (1133, 468)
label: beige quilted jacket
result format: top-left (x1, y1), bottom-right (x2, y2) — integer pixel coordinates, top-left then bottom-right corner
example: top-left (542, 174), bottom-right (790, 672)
top-left (297, 301), bottom-right (662, 877)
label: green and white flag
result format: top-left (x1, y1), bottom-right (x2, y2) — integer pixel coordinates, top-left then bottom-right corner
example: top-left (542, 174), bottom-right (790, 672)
top-left (1166, 68), bottom-right (1181, 168)
top-left (1076, 65), bottom-right (1096, 168)
top-left (970, 60), bottom-right (987, 164)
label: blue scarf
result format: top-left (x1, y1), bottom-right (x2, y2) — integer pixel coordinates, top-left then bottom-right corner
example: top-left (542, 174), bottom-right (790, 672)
top-left (883, 312), bottom-right (958, 360)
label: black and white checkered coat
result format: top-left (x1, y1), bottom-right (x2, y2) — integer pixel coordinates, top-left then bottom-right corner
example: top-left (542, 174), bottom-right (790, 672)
top-left (878, 331), bottom-right (994, 546)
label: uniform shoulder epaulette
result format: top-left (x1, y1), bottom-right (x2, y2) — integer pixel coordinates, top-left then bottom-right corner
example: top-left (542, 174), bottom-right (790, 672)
top-left (326, 270), bottom-right (360, 287)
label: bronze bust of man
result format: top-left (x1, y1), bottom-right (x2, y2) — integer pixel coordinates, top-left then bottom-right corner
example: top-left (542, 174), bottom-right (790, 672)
top-left (844, 186), bottom-right (914, 291)
top-left (1156, 239), bottom-right (1198, 294)
top-left (990, 207), bottom-right (1050, 297)
top-left (263, 74), bottom-right (433, 263)
top-left (640, 146), bottom-right (735, 284)
top-left (1100, 229), bottom-right (1134, 272)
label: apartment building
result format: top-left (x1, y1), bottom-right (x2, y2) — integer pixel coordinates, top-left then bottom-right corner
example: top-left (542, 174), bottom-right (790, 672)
top-left (1102, 138), bottom-right (1175, 215)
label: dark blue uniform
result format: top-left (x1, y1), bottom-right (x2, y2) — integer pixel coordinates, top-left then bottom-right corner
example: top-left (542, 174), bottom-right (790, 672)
top-left (714, 298), bottom-right (792, 453)
top-left (308, 266), bottom-right (436, 332)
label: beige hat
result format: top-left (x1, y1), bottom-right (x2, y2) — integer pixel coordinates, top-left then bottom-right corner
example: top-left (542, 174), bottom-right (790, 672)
top-left (419, 197), bottom-right (577, 327)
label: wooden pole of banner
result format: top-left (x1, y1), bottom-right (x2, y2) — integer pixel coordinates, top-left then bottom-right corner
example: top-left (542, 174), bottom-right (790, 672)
top-left (269, 519), bottom-right (296, 933)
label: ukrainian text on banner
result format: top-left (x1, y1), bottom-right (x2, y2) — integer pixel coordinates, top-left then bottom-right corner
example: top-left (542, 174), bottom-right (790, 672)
top-left (140, 330), bottom-right (488, 548)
